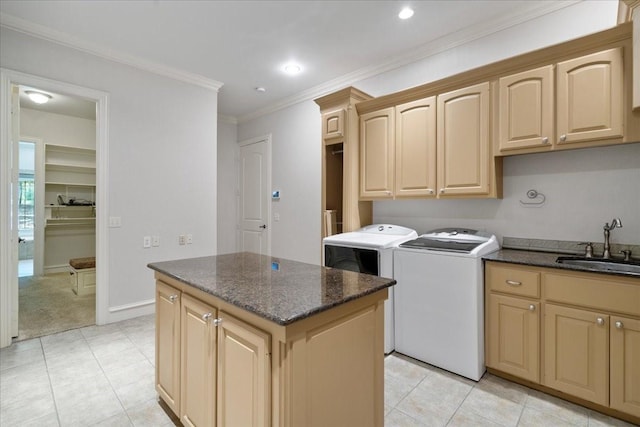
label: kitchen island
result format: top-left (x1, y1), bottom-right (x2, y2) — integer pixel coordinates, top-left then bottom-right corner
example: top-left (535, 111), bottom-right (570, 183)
top-left (148, 252), bottom-right (394, 427)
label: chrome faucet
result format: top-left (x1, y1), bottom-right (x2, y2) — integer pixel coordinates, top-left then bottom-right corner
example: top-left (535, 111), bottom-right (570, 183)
top-left (603, 218), bottom-right (623, 259)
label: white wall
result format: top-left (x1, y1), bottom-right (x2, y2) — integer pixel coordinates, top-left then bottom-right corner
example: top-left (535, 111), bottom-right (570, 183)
top-left (21, 108), bottom-right (96, 150)
top-left (217, 119), bottom-right (238, 254)
top-left (375, 144), bottom-right (640, 246)
top-left (235, 0), bottom-right (633, 265)
top-left (1, 27), bottom-right (218, 316)
top-left (237, 101), bottom-right (321, 264)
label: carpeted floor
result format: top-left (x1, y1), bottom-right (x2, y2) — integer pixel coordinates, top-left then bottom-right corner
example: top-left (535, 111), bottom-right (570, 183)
top-left (17, 273), bottom-right (95, 341)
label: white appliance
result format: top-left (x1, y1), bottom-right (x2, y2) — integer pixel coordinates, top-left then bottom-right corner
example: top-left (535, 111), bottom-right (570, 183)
top-left (323, 224), bottom-right (418, 354)
top-left (393, 228), bottom-right (499, 381)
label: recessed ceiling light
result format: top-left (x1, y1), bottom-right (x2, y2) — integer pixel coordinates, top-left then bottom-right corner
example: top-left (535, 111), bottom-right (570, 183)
top-left (25, 90), bottom-right (52, 104)
top-left (255, 87), bottom-right (267, 93)
top-left (283, 63), bottom-right (302, 75)
top-left (398, 7), bottom-right (414, 20)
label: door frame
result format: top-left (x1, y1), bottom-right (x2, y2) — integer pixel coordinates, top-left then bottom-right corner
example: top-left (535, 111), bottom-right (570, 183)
top-left (0, 68), bottom-right (110, 347)
top-left (237, 134), bottom-right (272, 256)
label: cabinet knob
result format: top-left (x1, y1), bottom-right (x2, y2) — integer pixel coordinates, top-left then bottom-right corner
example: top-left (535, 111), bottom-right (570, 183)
top-left (559, 134), bottom-right (567, 142)
top-left (428, 189), bottom-right (434, 195)
top-left (202, 312), bottom-right (213, 322)
top-left (542, 137), bottom-right (549, 144)
top-left (596, 317), bottom-right (605, 326)
top-left (213, 318), bottom-right (223, 326)
top-left (439, 188), bottom-right (445, 194)
top-left (505, 280), bottom-right (522, 287)
top-left (615, 321), bottom-right (624, 329)
top-left (528, 304), bottom-right (536, 312)
top-left (386, 191), bottom-right (392, 195)
top-left (169, 295), bottom-right (178, 302)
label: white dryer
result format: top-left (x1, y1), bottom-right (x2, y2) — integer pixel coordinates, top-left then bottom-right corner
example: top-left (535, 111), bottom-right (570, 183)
top-left (323, 224), bottom-right (418, 354)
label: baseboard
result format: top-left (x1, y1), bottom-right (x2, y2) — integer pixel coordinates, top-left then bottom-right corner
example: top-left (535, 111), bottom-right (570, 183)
top-left (44, 264), bottom-right (70, 274)
top-left (104, 298), bottom-right (155, 324)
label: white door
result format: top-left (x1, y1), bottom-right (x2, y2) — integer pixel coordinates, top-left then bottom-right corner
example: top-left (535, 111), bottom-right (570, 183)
top-left (238, 137), bottom-right (270, 255)
top-left (10, 85), bottom-right (20, 336)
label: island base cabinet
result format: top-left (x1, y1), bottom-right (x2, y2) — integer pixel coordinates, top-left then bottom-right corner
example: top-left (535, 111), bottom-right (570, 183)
top-left (287, 304), bottom-right (383, 427)
top-left (544, 304), bottom-right (609, 407)
top-left (610, 316), bottom-right (640, 418)
top-left (181, 294), bottom-right (217, 427)
top-left (217, 312), bottom-right (271, 427)
top-left (156, 281), bottom-right (181, 417)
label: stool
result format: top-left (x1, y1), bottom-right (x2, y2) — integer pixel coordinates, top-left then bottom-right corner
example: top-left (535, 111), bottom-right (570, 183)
top-left (69, 257), bottom-right (96, 296)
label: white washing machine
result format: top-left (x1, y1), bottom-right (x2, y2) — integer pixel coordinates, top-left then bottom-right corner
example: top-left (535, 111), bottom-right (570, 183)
top-left (393, 228), bottom-right (499, 381)
top-left (323, 224), bottom-right (418, 354)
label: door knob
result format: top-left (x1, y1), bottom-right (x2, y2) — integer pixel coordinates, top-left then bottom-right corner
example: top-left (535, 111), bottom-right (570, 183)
top-left (259, 224), bottom-right (267, 229)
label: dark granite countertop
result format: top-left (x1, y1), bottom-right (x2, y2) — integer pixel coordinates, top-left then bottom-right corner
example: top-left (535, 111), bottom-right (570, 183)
top-left (148, 252), bottom-right (395, 326)
top-left (483, 249), bottom-right (640, 279)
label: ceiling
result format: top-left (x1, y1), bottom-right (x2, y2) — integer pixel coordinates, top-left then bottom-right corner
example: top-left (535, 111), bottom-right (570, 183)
top-left (1, 0), bottom-right (582, 122)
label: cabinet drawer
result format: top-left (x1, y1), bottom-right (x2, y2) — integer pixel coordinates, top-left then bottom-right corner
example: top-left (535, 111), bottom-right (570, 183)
top-left (486, 263), bottom-right (540, 298)
top-left (544, 272), bottom-right (640, 317)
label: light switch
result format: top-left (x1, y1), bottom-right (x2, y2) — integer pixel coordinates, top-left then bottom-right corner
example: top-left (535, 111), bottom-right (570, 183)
top-left (143, 236), bottom-right (151, 248)
top-left (274, 213), bottom-right (280, 221)
top-left (109, 216), bottom-right (121, 228)
top-left (152, 236), bottom-right (160, 247)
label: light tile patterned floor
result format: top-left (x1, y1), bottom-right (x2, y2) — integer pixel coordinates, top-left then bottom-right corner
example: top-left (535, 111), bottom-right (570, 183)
top-left (0, 315), bottom-right (635, 427)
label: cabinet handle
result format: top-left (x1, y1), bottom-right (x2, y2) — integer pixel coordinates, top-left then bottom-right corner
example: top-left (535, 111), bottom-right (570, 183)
top-left (528, 304), bottom-right (536, 312)
top-left (559, 134), bottom-right (567, 142)
top-left (169, 294), bottom-right (178, 302)
top-left (596, 317), bottom-right (605, 326)
top-left (615, 321), bottom-right (624, 329)
top-left (505, 280), bottom-right (522, 286)
top-left (542, 136), bottom-right (549, 144)
top-left (202, 312), bottom-right (213, 322)
top-left (213, 318), bottom-right (223, 326)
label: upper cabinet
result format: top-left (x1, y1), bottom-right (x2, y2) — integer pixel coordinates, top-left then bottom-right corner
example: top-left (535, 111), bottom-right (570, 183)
top-left (556, 48), bottom-right (623, 145)
top-left (360, 107), bottom-right (395, 199)
top-left (395, 97), bottom-right (437, 198)
top-left (498, 48), bottom-right (625, 154)
top-left (437, 83), bottom-right (491, 197)
top-left (498, 65), bottom-right (554, 151)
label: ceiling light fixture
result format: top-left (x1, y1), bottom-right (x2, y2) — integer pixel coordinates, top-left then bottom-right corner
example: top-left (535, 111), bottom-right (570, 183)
top-left (283, 63), bottom-right (302, 75)
top-left (25, 90), bottom-right (52, 104)
top-left (398, 7), bottom-right (414, 20)
top-left (255, 87), bottom-right (267, 93)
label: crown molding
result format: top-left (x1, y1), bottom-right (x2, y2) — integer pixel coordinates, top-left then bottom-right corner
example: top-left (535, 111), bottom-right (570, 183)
top-left (238, 0), bottom-right (581, 123)
top-left (217, 114), bottom-right (238, 125)
top-left (0, 13), bottom-right (224, 92)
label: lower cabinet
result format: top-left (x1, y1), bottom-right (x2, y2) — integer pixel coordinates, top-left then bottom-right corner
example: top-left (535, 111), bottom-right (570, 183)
top-left (157, 283), bottom-right (271, 427)
top-left (487, 294), bottom-right (539, 382)
top-left (485, 261), bottom-right (640, 423)
top-left (543, 303), bottom-right (609, 407)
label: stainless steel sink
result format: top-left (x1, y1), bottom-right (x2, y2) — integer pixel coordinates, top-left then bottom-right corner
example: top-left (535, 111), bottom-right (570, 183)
top-left (556, 257), bottom-right (640, 275)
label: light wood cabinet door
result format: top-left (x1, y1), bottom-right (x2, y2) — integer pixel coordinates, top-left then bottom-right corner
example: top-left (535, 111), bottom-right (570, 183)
top-left (610, 316), bottom-right (640, 418)
top-left (181, 294), bottom-right (217, 427)
top-left (395, 97), bottom-right (437, 197)
top-left (556, 48), bottom-right (623, 145)
top-left (544, 304), bottom-right (609, 406)
top-left (155, 281), bottom-right (181, 416)
top-left (217, 311), bottom-right (271, 427)
top-left (360, 107), bottom-right (395, 199)
top-left (437, 82), bottom-right (491, 196)
top-left (498, 65), bottom-right (554, 152)
top-left (487, 294), bottom-right (540, 382)
top-left (322, 109), bottom-right (345, 141)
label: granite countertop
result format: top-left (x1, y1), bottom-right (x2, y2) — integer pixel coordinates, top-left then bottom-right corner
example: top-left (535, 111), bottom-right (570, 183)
top-left (484, 249), bottom-right (640, 279)
top-left (148, 252), bottom-right (395, 326)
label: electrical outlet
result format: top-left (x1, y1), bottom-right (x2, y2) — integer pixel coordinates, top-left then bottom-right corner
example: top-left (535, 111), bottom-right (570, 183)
top-left (178, 235), bottom-right (186, 246)
top-left (143, 236), bottom-right (151, 248)
top-left (274, 213), bottom-right (280, 221)
top-left (152, 236), bottom-right (160, 247)
top-left (186, 234), bottom-right (193, 244)
top-left (109, 216), bottom-right (122, 228)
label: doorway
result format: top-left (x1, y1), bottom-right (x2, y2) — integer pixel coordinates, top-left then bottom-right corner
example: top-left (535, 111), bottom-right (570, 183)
top-left (238, 135), bottom-right (272, 255)
top-left (16, 85), bottom-right (97, 341)
top-left (0, 68), bottom-right (110, 348)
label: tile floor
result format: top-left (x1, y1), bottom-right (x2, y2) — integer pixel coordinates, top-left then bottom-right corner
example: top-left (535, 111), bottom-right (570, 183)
top-left (0, 314), bottom-right (635, 427)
